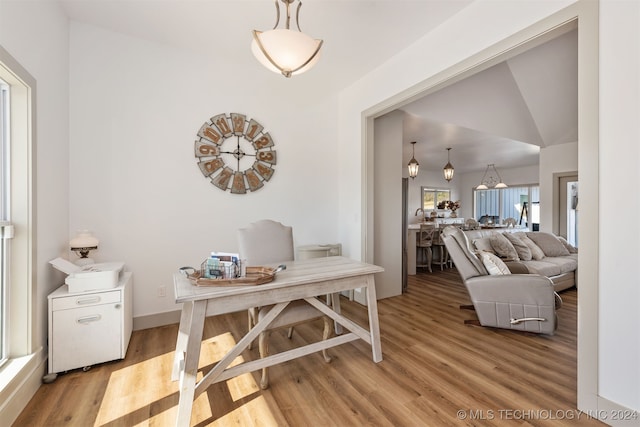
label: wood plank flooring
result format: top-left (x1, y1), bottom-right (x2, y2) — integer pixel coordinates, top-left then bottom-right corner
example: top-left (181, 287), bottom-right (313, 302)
top-left (14, 268), bottom-right (604, 426)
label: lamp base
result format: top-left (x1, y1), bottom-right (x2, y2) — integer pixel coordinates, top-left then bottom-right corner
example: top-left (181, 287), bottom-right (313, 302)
top-left (74, 257), bottom-right (95, 267)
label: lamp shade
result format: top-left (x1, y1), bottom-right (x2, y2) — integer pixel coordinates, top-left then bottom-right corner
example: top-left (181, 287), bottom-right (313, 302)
top-left (70, 230), bottom-right (99, 251)
top-left (251, 29), bottom-right (322, 77)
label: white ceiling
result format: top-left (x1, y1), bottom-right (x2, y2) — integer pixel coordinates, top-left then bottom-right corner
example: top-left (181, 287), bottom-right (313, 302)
top-left (57, 0), bottom-right (577, 174)
top-left (58, 0), bottom-right (473, 92)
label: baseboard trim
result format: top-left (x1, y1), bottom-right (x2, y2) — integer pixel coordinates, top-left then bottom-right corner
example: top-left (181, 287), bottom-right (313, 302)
top-left (0, 347), bottom-right (46, 425)
top-left (594, 396), bottom-right (640, 426)
top-left (133, 309), bottom-right (181, 331)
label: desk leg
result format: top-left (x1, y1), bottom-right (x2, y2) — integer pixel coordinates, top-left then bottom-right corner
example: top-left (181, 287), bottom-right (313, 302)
top-left (176, 300), bottom-right (207, 427)
top-left (365, 275), bottom-right (383, 362)
top-left (172, 302), bottom-right (192, 381)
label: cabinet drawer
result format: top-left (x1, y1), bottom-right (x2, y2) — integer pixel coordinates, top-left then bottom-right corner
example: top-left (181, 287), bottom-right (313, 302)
top-left (51, 290), bottom-right (121, 311)
top-left (51, 303), bottom-right (122, 373)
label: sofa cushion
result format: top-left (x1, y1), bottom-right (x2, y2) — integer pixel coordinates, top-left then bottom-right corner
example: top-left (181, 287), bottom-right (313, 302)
top-left (503, 232), bottom-right (532, 261)
top-left (478, 251), bottom-right (511, 275)
top-left (519, 259), bottom-right (563, 277)
top-left (472, 237), bottom-right (495, 254)
top-left (515, 232), bottom-right (546, 260)
top-left (557, 236), bottom-right (578, 253)
top-left (542, 256), bottom-right (578, 274)
top-left (526, 232), bottom-right (570, 257)
top-left (490, 232), bottom-right (519, 261)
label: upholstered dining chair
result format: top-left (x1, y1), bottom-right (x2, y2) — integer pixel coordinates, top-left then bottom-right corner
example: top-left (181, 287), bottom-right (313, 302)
top-left (237, 219), bottom-right (332, 389)
top-left (503, 217), bottom-right (517, 228)
top-left (416, 223), bottom-right (435, 273)
top-left (465, 218), bottom-right (480, 230)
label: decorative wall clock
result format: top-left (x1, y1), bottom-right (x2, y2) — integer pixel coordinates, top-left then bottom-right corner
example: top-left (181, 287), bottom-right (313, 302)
top-left (194, 113), bottom-right (277, 194)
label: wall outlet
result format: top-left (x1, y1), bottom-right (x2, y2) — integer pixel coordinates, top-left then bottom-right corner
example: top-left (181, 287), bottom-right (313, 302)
top-left (158, 285), bottom-right (166, 297)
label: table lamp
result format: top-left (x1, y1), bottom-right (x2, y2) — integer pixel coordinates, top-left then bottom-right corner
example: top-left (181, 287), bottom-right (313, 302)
top-left (70, 230), bottom-right (99, 266)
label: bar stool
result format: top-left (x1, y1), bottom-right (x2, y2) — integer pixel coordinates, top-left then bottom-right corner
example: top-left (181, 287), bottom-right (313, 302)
top-left (431, 228), bottom-right (450, 270)
top-left (416, 223), bottom-right (435, 273)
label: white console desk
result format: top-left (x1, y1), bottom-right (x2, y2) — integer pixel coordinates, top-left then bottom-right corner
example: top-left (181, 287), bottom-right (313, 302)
top-left (407, 219), bottom-right (464, 275)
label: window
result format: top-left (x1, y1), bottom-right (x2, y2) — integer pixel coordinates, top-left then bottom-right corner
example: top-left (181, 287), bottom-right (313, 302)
top-left (0, 78), bottom-right (7, 365)
top-left (0, 45), bottom-right (36, 374)
top-left (473, 184), bottom-right (539, 228)
top-left (421, 187), bottom-right (450, 211)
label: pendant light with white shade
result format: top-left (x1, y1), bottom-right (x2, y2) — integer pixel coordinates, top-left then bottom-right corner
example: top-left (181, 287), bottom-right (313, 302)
top-left (251, 0), bottom-right (323, 78)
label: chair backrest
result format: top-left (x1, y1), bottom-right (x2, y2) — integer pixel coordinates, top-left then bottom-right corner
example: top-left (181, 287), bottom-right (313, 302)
top-left (237, 219), bottom-right (294, 266)
top-left (441, 226), bottom-right (487, 281)
top-left (418, 223), bottom-right (435, 247)
top-left (503, 217), bottom-right (517, 227)
top-left (465, 218), bottom-right (479, 230)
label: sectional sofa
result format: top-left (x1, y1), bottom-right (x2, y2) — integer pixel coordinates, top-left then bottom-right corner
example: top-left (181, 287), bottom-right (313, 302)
top-left (464, 228), bottom-right (578, 292)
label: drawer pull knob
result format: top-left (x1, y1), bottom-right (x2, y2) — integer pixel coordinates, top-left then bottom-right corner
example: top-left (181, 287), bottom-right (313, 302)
top-left (77, 314), bottom-right (102, 324)
top-left (76, 297), bottom-right (101, 305)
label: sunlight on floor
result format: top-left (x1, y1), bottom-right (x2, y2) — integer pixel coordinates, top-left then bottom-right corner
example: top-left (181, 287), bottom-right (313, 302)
top-left (94, 332), bottom-right (276, 426)
top-left (204, 395), bottom-right (280, 427)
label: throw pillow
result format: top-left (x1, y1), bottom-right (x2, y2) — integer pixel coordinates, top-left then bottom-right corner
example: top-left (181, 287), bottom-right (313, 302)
top-left (479, 251), bottom-right (512, 275)
top-left (489, 232), bottom-right (519, 261)
top-left (558, 236), bottom-right (578, 253)
top-left (472, 237), bottom-right (495, 254)
top-left (526, 232), bottom-right (570, 257)
top-left (503, 232), bottom-right (532, 261)
top-left (515, 232), bottom-right (546, 260)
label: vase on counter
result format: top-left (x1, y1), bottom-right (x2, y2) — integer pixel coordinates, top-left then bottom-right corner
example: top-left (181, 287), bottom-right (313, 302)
top-left (450, 210), bottom-right (457, 218)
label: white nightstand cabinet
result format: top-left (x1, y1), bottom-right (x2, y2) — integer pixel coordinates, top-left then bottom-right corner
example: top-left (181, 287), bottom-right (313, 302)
top-left (47, 272), bottom-right (132, 375)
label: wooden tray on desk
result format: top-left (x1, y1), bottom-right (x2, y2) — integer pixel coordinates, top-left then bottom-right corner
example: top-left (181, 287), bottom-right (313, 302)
top-left (186, 266), bottom-right (278, 287)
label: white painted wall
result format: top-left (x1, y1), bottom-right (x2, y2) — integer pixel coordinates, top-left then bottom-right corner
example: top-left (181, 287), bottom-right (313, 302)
top-left (372, 111), bottom-right (403, 300)
top-left (539, 142), bottom-right (578, 233)
top-left (68, 22), bottom-right (341, 319)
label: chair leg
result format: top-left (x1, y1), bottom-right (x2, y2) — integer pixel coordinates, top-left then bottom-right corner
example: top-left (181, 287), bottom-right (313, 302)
top-left (259, 331), bottom-right (271, 389)
top-left (247, 308), bottom-right (256, 349)
top-left (426, 247), bottom-right (433, 273)
top-left (321, 317), bottom-right (332, 363)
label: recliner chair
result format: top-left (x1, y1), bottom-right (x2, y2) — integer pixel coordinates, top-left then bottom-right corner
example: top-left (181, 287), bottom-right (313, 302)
top-left (441, 226), bottom-right (561, 334)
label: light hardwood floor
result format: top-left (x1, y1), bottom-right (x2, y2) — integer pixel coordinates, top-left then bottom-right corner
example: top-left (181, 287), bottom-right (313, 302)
top-left (15, 268), bottom-right (604, 426)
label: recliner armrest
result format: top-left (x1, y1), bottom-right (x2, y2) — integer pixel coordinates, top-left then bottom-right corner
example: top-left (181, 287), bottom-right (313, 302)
top-left (504, 261), bottom-right (529, 274)
top-left (464, 274), bottom-right (559, 334)
top-left (465, 274), bottom-right (556, 306)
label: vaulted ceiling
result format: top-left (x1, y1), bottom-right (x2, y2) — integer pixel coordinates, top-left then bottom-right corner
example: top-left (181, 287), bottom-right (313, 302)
top-left (400, 28), bottom-right (578, 174)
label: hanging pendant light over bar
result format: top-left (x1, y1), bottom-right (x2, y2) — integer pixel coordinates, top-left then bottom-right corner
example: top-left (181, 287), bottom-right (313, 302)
top-left (251, 0), bottom-right (323, 78)
top-left (476, 163), bottom-right (507, 189)
top-left (408, 141), bottom-right (419, 179)
top-left (443, 147), bottom-right (454, 182)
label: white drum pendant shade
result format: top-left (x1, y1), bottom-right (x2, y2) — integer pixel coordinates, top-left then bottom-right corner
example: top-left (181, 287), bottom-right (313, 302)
top-left (252, 29), bottom-right (322, 77)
